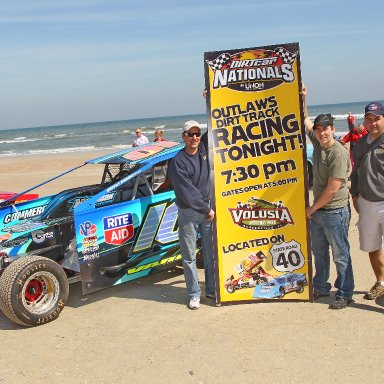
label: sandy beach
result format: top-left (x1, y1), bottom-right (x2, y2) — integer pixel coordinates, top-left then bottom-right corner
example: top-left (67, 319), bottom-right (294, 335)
top-left (0, 151), bottom-right (383, 384)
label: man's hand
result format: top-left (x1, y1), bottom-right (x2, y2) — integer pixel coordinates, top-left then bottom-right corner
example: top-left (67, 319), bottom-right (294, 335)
top-left (301, 83), bottom-right (307, 97)
top-left (207, 209), bottom-right (215, 222)
top-left (306, 206), bottom-right (316, 219)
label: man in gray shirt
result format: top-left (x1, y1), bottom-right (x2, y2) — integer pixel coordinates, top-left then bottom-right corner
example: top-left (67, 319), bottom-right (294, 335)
top-left (350, 102), bottom-right (384, 300)
top-left (302, 85), bottom-right (354, 309)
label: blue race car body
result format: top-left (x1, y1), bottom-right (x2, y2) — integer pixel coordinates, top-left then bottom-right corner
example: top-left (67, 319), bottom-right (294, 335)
top-left (252, 272), bottom-right (308, 299)
top-left (0, 141), bottom-right (187, 326)
top-left (306, 143), bottom-right (313, 188)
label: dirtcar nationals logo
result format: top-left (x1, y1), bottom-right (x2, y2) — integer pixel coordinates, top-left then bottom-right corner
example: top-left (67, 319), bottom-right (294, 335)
top-left (228, 198), bottom-right (294, 230)
top-left (206, 47), bottom-right (298, 91)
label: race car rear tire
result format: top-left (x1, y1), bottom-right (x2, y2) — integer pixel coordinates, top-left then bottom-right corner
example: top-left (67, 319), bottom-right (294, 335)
top-left (279, 287), bottom-right (285, 298)
top-left (0, 255), bottom-right (69, 327)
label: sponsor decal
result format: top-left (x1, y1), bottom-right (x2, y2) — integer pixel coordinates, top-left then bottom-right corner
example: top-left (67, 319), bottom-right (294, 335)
top-left (44, 218), bottom-right (68, 226)
top-left (206, 47), bottom-right (297, 92)
top-left (31, 230), bottom-right (55, 244)
top-left (3, 205), bottom-right (46, 224)
top-left (2, 236), bottom-right (29, 248)
top-left (79, 221), bottom-right (97, 237)
top-left (228, 198), bottom-right (294, 230)
top-left (68, 196), bottom-right (91, 211)
top-left (127, 254), bottom-right (182, 274)
top-left (96, 192), bottom-right (116, 206)
top-left (82, 236), bottom-right (99, 253)
top-left (83, 251), bottom-right (100, 261)
top-left (103, 213), bottom-right (134, 246)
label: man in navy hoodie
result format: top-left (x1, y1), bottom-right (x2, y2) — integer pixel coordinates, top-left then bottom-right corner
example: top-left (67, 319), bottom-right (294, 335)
top-left (168, 120), bottom-right (215, 309)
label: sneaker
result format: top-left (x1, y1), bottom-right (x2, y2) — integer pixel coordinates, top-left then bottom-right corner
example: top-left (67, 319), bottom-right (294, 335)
top-left (364, 282), bottom-right (384, 300)
top-left (188, 297), bottom-right (200, 310)
top-left (205, 293), bottom-right (216, 299)
top-left (313, 291), bottom-right (330, 301)
top-left (329, 296), bottom-right (354, 309)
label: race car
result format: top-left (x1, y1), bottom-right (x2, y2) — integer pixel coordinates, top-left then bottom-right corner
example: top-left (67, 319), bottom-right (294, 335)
top-left (0, 141), bottom-right (186, 327)
top-left (224, 251), bottom-right (272, 294)
top-left (252, 272), bottom-right (308, 299)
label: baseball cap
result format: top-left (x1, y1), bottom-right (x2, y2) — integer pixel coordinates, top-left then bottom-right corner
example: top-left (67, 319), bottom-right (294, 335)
top-left (365, 102), bottom-right (384, 116)
top-left (313, 114), bottom-right (334, 129)
top-left (184, 120), bottom-right (201, 132)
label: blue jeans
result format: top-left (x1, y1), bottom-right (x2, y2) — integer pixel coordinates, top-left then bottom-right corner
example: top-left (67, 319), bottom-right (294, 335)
top-left (178, 208), bottom-right (215, 299)
top-left (310, 206), bottom-right (354, 298)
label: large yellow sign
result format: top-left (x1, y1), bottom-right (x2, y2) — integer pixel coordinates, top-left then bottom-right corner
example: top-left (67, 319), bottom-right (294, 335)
top-left (204, 43), bottom-right (312, 304)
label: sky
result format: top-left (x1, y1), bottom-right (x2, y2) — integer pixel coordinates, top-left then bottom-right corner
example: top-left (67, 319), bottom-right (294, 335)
top-left (1, 0), bottom-right (383, 130)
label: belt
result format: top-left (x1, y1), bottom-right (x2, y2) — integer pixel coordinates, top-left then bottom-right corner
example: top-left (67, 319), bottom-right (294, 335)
top-left (317, 207), bottom-right (343, 211)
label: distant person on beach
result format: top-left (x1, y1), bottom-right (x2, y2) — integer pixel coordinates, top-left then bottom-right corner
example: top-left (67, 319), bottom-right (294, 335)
top-left (340, 123), bottom-right (368, 166)
top-left (154, 129), bottom-right (165, 142)
top-left (132, 128), bottom-right (149, 147)
top-left (350, 102), bottom-right (384, 301)
top-left (168, 120), bottom-right (215, 310)
top-left (347, 112), bottom-right (355, 131)
top-left (302, 85), bottom-right (354, 310)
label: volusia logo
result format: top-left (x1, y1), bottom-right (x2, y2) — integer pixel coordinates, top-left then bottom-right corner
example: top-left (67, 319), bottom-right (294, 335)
top-left (228, 198), bottom-right (294, 230)
top-left (206, 47), bottom-right (298, 92)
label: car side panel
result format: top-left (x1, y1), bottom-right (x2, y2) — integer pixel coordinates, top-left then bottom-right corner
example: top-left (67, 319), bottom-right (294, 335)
top-left (75, 190), bottom-right (183, 294)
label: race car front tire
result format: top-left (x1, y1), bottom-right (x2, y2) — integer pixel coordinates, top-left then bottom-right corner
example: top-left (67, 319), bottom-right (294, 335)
top-left (0, 255), bottom-right (69, 327)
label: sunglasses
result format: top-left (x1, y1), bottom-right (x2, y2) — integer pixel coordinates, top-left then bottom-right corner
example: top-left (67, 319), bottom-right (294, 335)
top-left (184, 131), bottom-right (201, 137)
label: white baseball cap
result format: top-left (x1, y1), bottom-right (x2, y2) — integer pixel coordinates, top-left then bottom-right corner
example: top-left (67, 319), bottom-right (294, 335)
top-left (184, 120), bottom-right (201, 132)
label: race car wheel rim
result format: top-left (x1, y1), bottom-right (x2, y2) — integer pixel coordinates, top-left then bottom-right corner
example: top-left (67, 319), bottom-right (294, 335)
top-left (21, 271), bottom-right (60, 315)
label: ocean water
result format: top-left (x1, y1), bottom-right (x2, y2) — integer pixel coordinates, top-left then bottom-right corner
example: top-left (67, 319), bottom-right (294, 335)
top-left (0, 100), bottom-right (382, 157)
